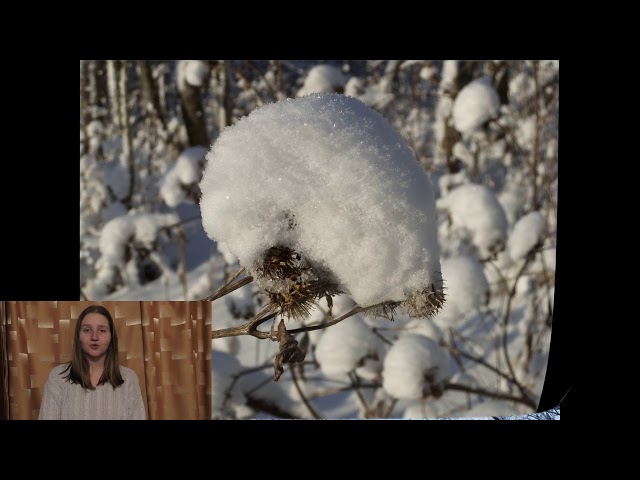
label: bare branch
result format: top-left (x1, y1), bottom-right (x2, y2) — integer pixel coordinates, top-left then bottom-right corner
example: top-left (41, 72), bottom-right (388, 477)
top-left (176, 226), bottom-right (188, 301)
top-left (203, 266), bottom-right (254, 301)
top-left (445, 382), bottom-right (537, 410)
top-left (289, 364), bottom-right (321, 419)
top-left (349, 371), bottom-right (373, 418)
top-left (244, 394), bottom-right (296, 419)
top-left (501, 255), bottom-right (534, 398)
top-left (212, 306), bottom-right (277, 339)
top-left (286, 301), bottom-right (399, 335)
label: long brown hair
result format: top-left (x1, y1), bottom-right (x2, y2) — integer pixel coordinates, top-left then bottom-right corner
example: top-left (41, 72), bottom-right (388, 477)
top-left (61, 305), bottom-right (124, 390)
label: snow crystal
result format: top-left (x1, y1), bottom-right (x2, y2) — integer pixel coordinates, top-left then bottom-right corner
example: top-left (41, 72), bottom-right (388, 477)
top-left (200, 93), bottom-right (442, 307)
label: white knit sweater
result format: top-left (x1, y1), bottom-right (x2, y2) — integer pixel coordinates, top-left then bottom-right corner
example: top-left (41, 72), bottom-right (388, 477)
top-left (38, 363), bottom-right (146, 420)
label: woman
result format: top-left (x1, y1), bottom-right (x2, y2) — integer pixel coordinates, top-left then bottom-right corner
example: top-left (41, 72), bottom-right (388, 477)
top-left (38, 305), bottom-right (146, 420)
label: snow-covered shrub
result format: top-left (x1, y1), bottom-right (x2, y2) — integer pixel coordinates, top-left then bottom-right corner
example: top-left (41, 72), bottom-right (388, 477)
top-left (200, 93), bottom-right (444, 318)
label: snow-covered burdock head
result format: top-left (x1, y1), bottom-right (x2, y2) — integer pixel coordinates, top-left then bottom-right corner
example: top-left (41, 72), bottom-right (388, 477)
top-left (200, 93), bottom-right (444, 320)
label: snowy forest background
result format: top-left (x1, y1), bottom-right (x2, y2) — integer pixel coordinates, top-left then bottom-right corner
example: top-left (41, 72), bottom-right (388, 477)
top-left (79, 60), bottom-right (559, 419)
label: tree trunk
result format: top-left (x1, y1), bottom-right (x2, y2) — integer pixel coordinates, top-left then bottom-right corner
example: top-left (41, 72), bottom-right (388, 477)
top-left (80, 60), bottom-right (90, 155)
top-left (434, 61), bottom-right (461, 173)
top-left (106, 60), bottom-right (121, 130)
top-left (178, 61), bottom-right (210, 148)
top-left (94, 60), bottom-right (110, 121)
top-left (137, 60), bottom-right (166, 129)
top-left (217, 61), bottom-right (232, 130)
top-left (116, 61), bottom-right (135, 207)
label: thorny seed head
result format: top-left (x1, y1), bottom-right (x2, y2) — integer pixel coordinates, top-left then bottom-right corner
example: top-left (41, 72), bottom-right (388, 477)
top-left (404, 281), bottom-right (446, 319)
top-left (254, 245), bottom-right (342, 321)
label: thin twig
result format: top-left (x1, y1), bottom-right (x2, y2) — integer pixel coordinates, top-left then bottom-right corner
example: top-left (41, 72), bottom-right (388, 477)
top-left (383, 398), bottom-right (398, 418)
top-left (287, 301), bottom-right (398, 335)
top-left (290, 364), bottom-right (321, 419)
top-left (501, 255), bottom-right (534, 399)
top-left (244, 376), bottom-right (274, 397)
top-left (210, 265), bottom-right (245, 297)
top-left (246, 60), bottom-right (279, 100)
top-left (446, 341), bottom-right (534, 402)
top-left (227, 63), bottom-right (265, 106)
top-left (445, 382), bottom-right (537, 410)
top-left (371, 327), bottom-right (394, 346)
top-left (348, 371), bottom-right (373, 418)
top-left (209, 275), bottom-right (255, 301)
top-left (176, 226), bottom-right (188, 301)
top-left (244, 394), bottom-right (296, 419)
top-left (203, 266), bottom-right (254, 301)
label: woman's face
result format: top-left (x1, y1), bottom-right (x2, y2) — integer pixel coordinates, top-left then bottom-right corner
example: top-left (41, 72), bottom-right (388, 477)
top-left (79, 313), bottom-right (112, 362)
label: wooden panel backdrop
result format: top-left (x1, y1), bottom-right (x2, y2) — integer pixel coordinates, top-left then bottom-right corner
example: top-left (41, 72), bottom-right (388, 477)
top-left (0, 301), bottom-right (211, 420)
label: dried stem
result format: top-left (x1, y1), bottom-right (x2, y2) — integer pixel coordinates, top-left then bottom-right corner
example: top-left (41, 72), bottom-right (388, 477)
top-left (286, 301), bottom-right (398, 335)
top-left (348, 371), bottom-right (373, 418)
top-left (212, 298), bottom-right (400, 340)
top-left (371, 327), bottom-right (394, 346)
top-left (246, 60), bottom-right (279, 100)
top-left (176, 226), bottom-right (188, 301)
top-left (446, 340), bottom-right (534, 404)
top-left (212, 305), bottom-right (276, 340)
top-left (383, 398), bottom-right (398, 418)
top-left (203, 266), bottom-right (254, 301)
top-left (289, 364), bottom-right (321, 419)
top-left (501, 255), bottom-right (535, 399)
top-left (445, 382), bottom-right (537, 410)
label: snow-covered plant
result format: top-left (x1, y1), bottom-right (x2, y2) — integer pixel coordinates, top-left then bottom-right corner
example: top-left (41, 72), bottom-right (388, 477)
top-left (79, 60), bottom-right (557, 419)
top-left (84, 212), bottom-right (179, 297)
top-left (159, 146), bottom-right (208, 208)
top-left (452, 76), bottom-right (501, 137)
top-left (382, 334), bottom-right (451, 399)
top-left (437, 183), bottom-right (508, 259)
top-left (200, 93), bottom-right (445, 320)
top-left (207, 62), bottom-right (556, 419)
top-left (296, 64), bottom-right (346, 96)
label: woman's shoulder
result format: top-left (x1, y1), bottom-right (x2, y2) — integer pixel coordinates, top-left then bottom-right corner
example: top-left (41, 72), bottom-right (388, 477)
top-left (47, 363), bottom-right (70, 380)
top-left (119, 365), bottom-right (139, 380)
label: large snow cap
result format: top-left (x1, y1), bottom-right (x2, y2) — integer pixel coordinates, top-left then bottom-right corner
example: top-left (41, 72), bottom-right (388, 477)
top-left (200, 93), bottom-right (442, 307)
